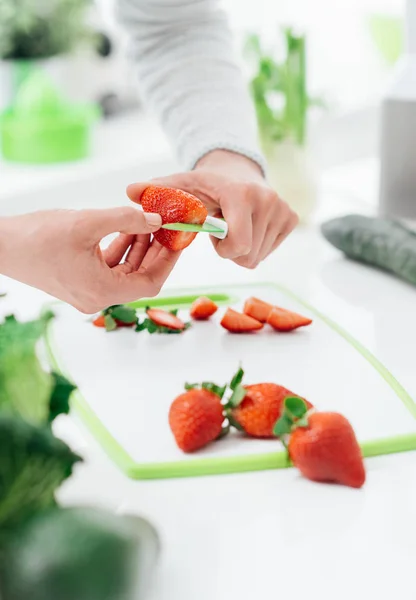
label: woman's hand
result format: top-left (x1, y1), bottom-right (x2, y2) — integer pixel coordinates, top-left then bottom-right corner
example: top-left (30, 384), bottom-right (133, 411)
top-left (127, 150), bottom-right (298, 269)
top-left (0, 206), bottom-right (181, 313)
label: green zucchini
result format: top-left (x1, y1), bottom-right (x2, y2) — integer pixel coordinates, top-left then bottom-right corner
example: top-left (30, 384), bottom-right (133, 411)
top-left (321, 214), bottom-right (416, 286)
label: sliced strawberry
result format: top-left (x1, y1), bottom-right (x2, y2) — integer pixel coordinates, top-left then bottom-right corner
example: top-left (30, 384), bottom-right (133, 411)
top-left (267, 307), bottom-right (312, 332)
top-left (243, 297), bottom-right (273, 322)
top-left (146, 308), bottom-right (186, 331)
top-left (92, 315), bottom-right (106, 328)
top-left (220, 308), bottom-right (263, 333)
top-left (190, 296), bottom-right (218, 320)
top-left (140, 186), bottom-right (208, 251)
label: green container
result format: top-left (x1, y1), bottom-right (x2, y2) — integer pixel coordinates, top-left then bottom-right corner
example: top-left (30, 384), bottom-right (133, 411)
top-left (0, 69), bottom-right (99, 164)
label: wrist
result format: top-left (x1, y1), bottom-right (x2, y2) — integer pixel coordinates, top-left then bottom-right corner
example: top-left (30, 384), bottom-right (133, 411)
top-left (195, 149), bottom-right (265, 183)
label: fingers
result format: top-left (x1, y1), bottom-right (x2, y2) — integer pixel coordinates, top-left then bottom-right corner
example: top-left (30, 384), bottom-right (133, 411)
top-left (112, 246), bottom-right (182, 303)
top-left (211, 186), bottom-right (253, 260)
top-left (103, 233), bottom-right (135, 267)
top-left (81, 206), bottom-right (162, 239)
top-left (126, 182), bottom-right (154, 204)
top-left (112, 235), bottom-right (152, 274)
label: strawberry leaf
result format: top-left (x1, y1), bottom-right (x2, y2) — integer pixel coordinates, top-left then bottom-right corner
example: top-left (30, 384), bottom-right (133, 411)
top-left (230, 367), bottom-right (244, 391)
top-left (185, 383), bottom-right (199, 390)
top-left (227, 384), bottom-right (246, 408)
top-left (285, 397), bottom-right (308, 419)
top-left (273, 414), bottom-right (293, 438)
top-left (227, 413), bottom-right (245, 432)
top-left (110, 305), bottom-right (137, 324)
top-left (104, 314), bottom-right (117, 332)
top-left (201, 382), bottom-right (227, 399)
top-left (170, 309), bottom-right (179, 316)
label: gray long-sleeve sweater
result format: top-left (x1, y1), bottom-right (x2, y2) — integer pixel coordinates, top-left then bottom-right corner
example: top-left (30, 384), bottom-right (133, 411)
top-left (116, 0), bottom-right (265, 172)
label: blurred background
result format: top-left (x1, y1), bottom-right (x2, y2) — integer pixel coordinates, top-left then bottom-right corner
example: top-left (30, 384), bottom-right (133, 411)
top-left (0, 0), bottom-right (405, 220)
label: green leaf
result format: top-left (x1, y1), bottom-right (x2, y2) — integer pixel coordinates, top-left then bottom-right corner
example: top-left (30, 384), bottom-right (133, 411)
top-left (227, 384), bottom-right (246, 408)
top-left (227, 413), bottom-right (245, 432)
top-left (48, 373), bottom-right (77, 423)
top-left (0, 312), bottom-right (55, 425)
top-left (185, 383), bottom-right (199, 390)
top-left (230, 367), bottom-right (244, 391)
top-left (170, 309), bottom-right (179, 317)
top-left (201, 382), bottom-right (227, 399)
top-left (273, 414), bottom-right (293, 438)
top-left (0, 415), bottom-right (82, 532)
top-left (285, 396), bottom-right (308, 419)
top-left (104, 314), bottom-right (117, 332)
top-left (110, 305), bottom-right (137, 324)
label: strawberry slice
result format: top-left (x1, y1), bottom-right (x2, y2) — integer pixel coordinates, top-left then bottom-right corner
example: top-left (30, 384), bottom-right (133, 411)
top-left (92, 315), bottom-right (106, 328)
top-left (146, 308), bottom-right (186, 331)
top-left (267, 307), bottom-right (312, 332)
top-left (190, 296), bottom-right (218, 320)
top-left (140, 186), bottom-right (208, 251)
top-left (220, 308), bottom-right (263, 333)
top-left (243, 297), bottom-right (273, 322)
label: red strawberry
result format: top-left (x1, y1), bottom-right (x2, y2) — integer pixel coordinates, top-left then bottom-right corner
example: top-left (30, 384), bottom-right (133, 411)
top-left (93, 315), bottom-right (105, 328)
top-left (190, 296), bottom-right (218, 320)
top-left (92, 314), bottom-right (136, 329)
top-left (140, 186), bottom-right (208, 251)
top-left (243, 297), bottom-right (273, 322)
top-left (267, 306), bottom-right (312, 332)
top-left (146, 308), bottom-right (186, 331)
top-left (220, 308), bottom-right (263, 333)
top-left (231, 383), bottom-right (313, 438)
top-left (274, 398), bottom-right (366, 489)
top-left (169, 388), bottom-right (224, 452)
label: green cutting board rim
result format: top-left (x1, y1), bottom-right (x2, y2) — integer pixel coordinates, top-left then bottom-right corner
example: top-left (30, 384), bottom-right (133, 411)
top-left (44, 282), bottom-right (416, 480)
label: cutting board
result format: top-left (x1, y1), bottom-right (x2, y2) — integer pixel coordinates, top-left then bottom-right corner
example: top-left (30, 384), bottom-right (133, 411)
top-left (45, 283), bottom-right (416, 479)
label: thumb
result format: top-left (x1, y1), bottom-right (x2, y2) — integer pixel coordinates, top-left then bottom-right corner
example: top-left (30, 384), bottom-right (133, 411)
top-left (90, 206), bottom-right (162, 238)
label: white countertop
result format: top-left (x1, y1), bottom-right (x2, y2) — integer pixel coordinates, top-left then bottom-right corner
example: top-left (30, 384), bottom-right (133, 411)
top-left (1, 146), bottom-right (416, 600)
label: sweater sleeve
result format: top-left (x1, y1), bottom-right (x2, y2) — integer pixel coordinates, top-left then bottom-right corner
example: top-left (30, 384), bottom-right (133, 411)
top-left (115, 0), bottom-right (266, 172)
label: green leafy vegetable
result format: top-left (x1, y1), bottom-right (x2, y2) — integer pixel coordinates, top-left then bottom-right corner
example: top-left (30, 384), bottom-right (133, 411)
top-left (0, 416), bottom-right (82, 532)
top-left (48, 373), bottom-right (77, 423)
top-left (244, 29), bottom-right (325, 148)
top-left (0, 312), bottom-right (54, 424)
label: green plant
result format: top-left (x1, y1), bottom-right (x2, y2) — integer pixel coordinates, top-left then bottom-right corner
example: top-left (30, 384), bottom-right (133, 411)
top-left (245, 28), bottom-right (323, 148)
top-left (0, 0), bottom-right (91, 60)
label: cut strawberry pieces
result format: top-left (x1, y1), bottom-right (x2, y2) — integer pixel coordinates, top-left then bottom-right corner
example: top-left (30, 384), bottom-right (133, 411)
top-left (220, 308), bottom-right (263, 333)
top-left (267, 306), bottom-right (312, 332)
top-left (243, 297), bottom-right (273, 322)
top-left (190, 296), bottom-right (218, 320)
top-left (145, 308), bottom-right (186, 331)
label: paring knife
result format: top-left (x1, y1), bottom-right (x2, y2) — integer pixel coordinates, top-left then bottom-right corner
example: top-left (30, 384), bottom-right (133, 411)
top-left (162, 216), bottom-right (228, 240)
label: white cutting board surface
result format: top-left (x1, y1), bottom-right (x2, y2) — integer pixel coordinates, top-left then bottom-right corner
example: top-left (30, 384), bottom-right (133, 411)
top-left (49, 284), bottom-right (416, 465)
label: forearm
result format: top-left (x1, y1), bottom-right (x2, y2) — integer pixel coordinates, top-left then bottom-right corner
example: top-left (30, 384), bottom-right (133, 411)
top-left (116, 0), bottom-right (266, 172)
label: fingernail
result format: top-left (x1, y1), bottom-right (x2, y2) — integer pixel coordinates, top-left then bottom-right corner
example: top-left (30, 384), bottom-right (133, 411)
top-left (144, 212), bottom-right (162, 228)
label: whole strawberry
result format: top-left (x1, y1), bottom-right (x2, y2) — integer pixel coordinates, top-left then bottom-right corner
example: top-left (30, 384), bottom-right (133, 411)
top-left (274, 398), bottom-right (366, 489)
top-left (169, 388), bottom-right (224, 452)
top-left (230, 382), bottom-right (312, 438)
top-left (140, 186), bottom-right (208, 251)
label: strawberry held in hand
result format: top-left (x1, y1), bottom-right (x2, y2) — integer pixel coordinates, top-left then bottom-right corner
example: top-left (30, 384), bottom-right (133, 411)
top-left (274, 398), bottom-right (366, 489)
top-left (140, 186), bottom-right (208, 251)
